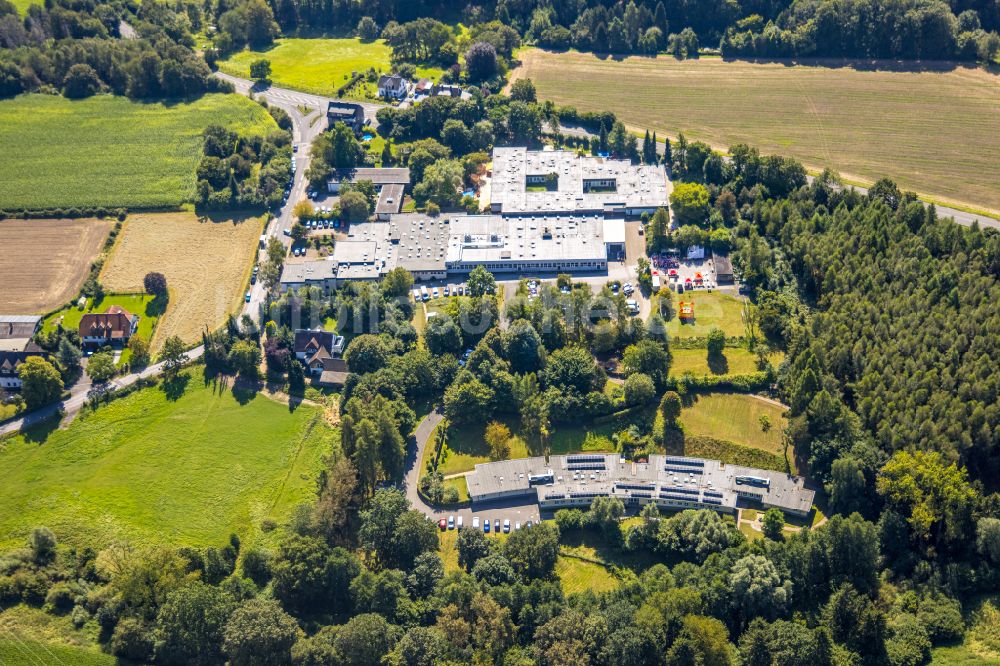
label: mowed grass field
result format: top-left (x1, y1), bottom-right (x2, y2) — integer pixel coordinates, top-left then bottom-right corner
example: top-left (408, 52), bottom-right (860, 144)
top-left (0, 218), bottom-right (114, 314)
top-left (218, 38), bottom-right (443, 100)
top-left (0, 371), bottom-right (336, 550)
top-left (669, 347), bottom-right (783, 376)
top-left (100, 212), bottom-right (264, 350)
top-left (0, 94), bottom-right (276, 210)
top-left (515, 49), bottom-right (1000, 214)
top-left (680, 393), bottom-right (787, 455)
top-left (666, 291), bottom-right (746, 338)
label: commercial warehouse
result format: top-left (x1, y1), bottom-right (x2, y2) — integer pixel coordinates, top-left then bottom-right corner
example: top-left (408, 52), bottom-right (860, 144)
top-left (490, 147), bottom-right (669, 216)
top-left (465, 453), bottom-right (815, 517)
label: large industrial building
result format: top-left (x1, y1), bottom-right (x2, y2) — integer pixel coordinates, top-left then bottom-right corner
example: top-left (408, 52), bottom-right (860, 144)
top-left (465, 453), bottom-right (815, 517)
top-left (490, 147), bottom-right (669, 216)
top-left (280, 148), bottom-right (668, 291)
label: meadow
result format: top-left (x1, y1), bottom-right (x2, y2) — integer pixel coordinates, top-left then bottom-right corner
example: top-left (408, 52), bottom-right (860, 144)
top-left (218, 38), bottom-right (444, 100)
top-left (679, 392), bottom-right (788, 456)
top-left (0, 218), bottom-right (114, 314)
top-left (0, 371), bottom-right (336, 550)
top-left (0, 94), bottom-right (276, 211)
top-left (669, 347), bottom-right (783, 376)
top-left (514, 49), bottom-right (1000, 215)
top-left (100, 212), bottom-right (264, 350)
top-left (665, 290), bottom-right (747, 338)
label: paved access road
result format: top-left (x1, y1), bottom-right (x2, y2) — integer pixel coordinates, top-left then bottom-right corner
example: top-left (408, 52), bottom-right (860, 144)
top-left (0, 346), bottom-right (205, 439)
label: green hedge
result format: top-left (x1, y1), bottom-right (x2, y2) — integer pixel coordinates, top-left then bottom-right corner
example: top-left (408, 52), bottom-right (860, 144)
top-left (664, 372), bottom-right (771, 392)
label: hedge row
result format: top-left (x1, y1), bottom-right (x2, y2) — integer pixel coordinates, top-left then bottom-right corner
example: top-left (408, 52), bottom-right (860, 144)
top-left (664, 371), bottom-right (771, 392)
top-left (0, 207), bottom-right (128, 220)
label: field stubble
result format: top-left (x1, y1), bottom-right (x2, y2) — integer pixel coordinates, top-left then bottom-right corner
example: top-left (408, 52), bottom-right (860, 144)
top-left (0, 218), bottom-right (114, 314)
top-left (99, 212), bottom-right (263, 349)
top-left (515, 49), bottom-right (1000, 215)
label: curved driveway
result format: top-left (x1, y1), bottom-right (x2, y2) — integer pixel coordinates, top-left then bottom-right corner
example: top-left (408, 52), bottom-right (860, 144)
top-left (403, 410), bottom-right (541, 527)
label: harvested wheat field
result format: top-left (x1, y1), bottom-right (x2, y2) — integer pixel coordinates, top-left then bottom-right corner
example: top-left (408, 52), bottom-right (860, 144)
top-left (100, 212), bottom-right (263, 349)
top-left (514, 49), bottom-right (1000, 215)
top-left (0, 218), bottom-right (114, 314)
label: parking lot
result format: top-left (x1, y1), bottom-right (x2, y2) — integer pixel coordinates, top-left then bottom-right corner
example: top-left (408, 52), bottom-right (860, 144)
top-left (650, 251), bottom-right (721, 293)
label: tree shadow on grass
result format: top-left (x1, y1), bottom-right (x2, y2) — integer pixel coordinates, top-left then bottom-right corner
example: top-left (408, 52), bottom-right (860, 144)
top-left (20, 414), bottom-right (61, 444)
top-left (160, 373), bottom-right (190, 401)
top-left (232, 376), bottom-right (262, 406)
top-left (707, 351), bottom-right (729, 375)
top-left (145, 293), bottom-right (168, 318)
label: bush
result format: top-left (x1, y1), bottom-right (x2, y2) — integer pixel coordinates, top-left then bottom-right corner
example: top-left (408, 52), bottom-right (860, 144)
top-left (111, 617), bottom-right (154, 662)
top-left (45, 582), bottom-right (76, 613)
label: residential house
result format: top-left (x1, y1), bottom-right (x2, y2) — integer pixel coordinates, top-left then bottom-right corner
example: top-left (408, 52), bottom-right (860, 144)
top-left (432, 83), bottom-right (465, 98)
top-left (79, 305), bottom-right (139, 347)
top-left (378, 74), bottom-right (408, 100)
top-left (293, 329), bottom-right (348, 386)
top-left (327, 101), bottom-right (366, 134)
top-left (0, 345), bottom-right (47, 390)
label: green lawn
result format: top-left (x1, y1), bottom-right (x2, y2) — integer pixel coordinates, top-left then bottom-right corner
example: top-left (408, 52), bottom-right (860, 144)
top-left (556, 555), bottom-right (619, 596)
top-left (10, 0), bottom-right (39, 14)
top-left (433, 415), bottom-right (627, 476)
top-left (0, 370), bottom-right (336, 550)
top-left (666, 291), bottom-right (747, 338)
top-left (217, 38), bottom-right (444, 100)
top-left (670, 347), bottom-right (783, 376)
top-left (0, 93), bottom-right (277, 210)
top-left (680, 393), bottom-right (788, 456)
top-left (443, 476), bottom-right (470, 503)
top-left (43, 293), bottom-right (162, 366)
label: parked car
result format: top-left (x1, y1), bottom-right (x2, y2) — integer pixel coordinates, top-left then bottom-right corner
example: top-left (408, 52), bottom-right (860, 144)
top-left (250, 275), bottom-right (256, 285)
top-left (439, 518), bottom-right (447, 531)
top-left (283, 228), bottom-right (291, 236)
top-left (623, 282), bottom-right (634, 295)
top-left (515, 521), bottom-right (521, 530)
top-left (472, 517), bottom-right (480, 529)
top-left (245, 292), bottom-right (251, 303)
top-left (484, 519), bottom-right (490, 533)
top-left (457, 516), bottom-right (464, 529)
top-left (503, 519), bottom-right (510, 533)
top-left (494, 519), bottom-right (500, 532)
top-left (447, 515), bottom-right (455, 530)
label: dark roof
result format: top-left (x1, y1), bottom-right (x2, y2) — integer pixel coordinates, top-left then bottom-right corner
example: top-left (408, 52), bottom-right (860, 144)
top-left (0, 349), bottom-right (46, 377)
top-left (294, 329), bottom-right (336, 355)
top-left (328, 168), bottom-right (411, 186)
top-left (327, 101), bottom-right (364, 119)
top-left (714, 253), bottom-right (734, 277)
top-left (79, 306), bottom-right (136, 340)
top-left (317, 358), bottom-right (349, 386)
top-left (378, 74), bottom-right (406, 87)
top-left (375, 183), bottom-right (405, 215)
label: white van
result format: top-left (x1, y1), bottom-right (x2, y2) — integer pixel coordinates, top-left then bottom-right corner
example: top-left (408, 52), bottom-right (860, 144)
top-left (420, 286), bottom-right (429, 302)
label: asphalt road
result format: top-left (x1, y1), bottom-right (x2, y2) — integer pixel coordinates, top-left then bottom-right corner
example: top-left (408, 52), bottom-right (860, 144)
top-left (0, 346), bottom-right (205, 439)
top-left (403, 410), bottom-right (542, 528)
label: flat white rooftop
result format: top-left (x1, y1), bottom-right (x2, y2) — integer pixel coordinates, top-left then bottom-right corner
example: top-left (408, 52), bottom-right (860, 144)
top-left (491, 147), bottom-right (669, 214)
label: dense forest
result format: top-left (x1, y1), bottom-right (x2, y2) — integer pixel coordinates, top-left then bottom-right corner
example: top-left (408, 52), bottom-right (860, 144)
top-left (261, 0), bottom-right (1000, 61)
